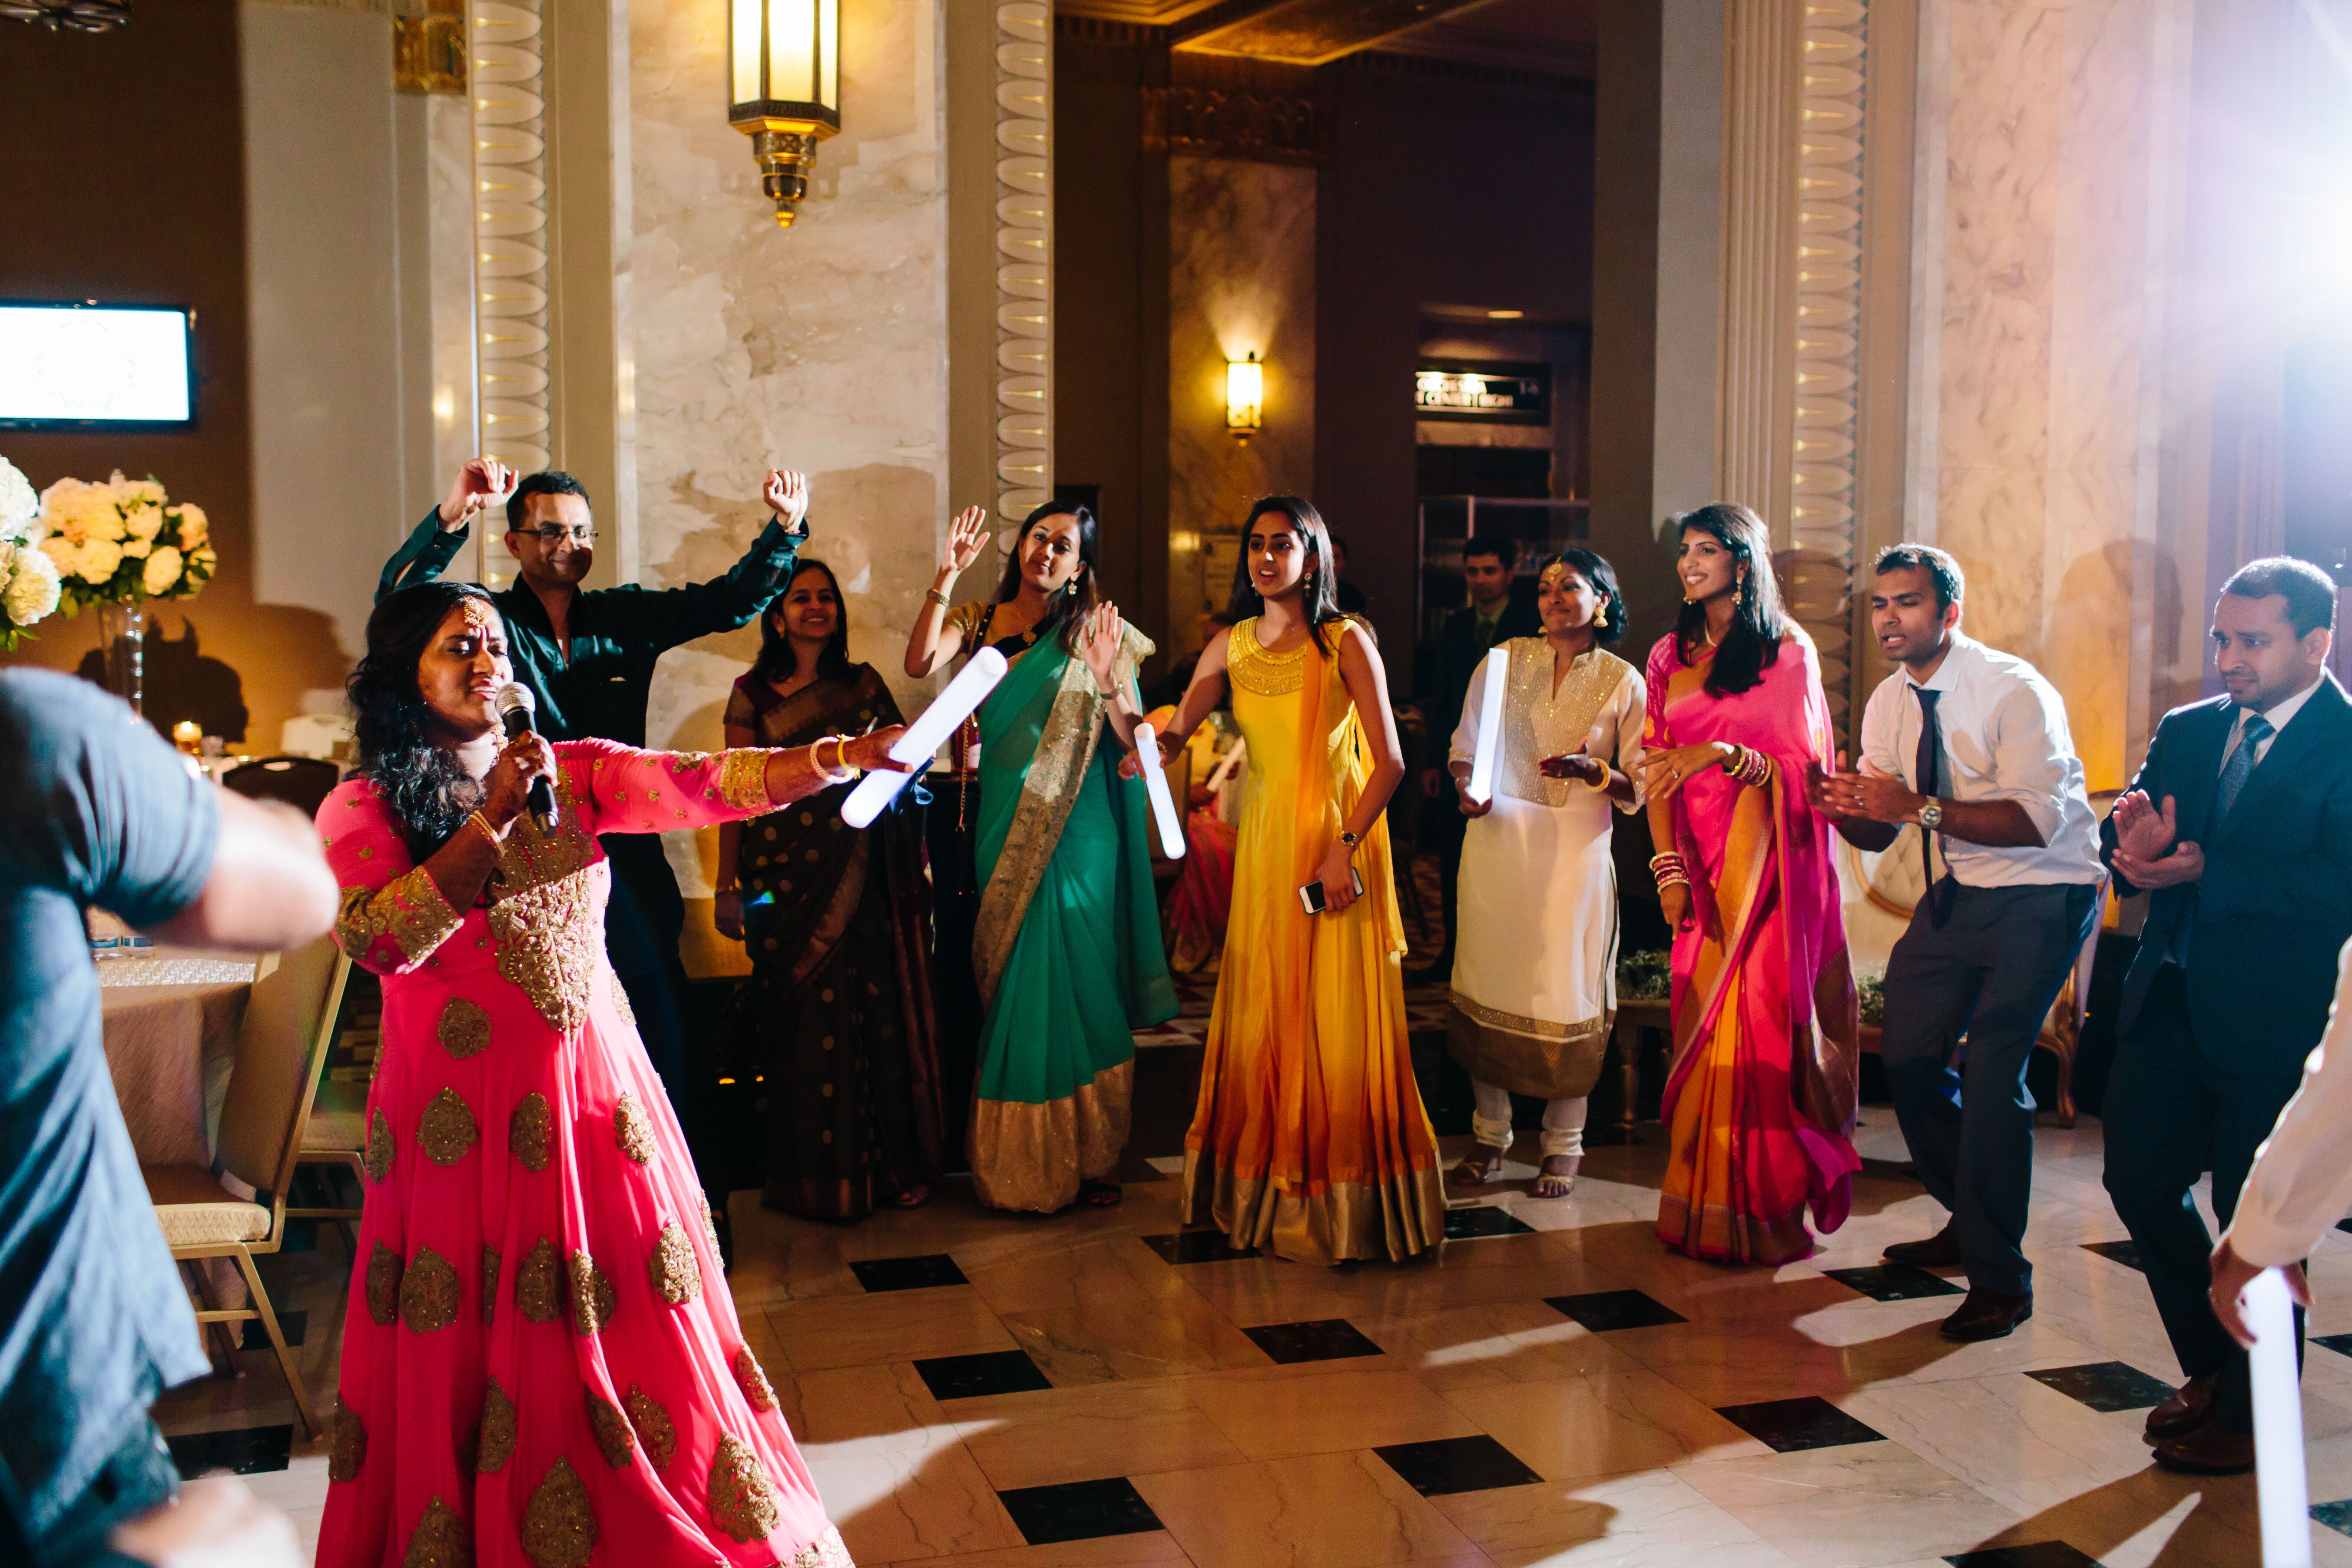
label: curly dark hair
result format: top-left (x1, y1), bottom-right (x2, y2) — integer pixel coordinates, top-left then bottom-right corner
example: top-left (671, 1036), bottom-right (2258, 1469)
top-left (349, 581), bottom-right (500, 860)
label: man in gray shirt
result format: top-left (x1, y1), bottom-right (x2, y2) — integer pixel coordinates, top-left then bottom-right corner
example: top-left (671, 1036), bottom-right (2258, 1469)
top-left (0, 670), bottom-right (336, 1568)
top-left (1809, 546), bottom-right (2104, 1342)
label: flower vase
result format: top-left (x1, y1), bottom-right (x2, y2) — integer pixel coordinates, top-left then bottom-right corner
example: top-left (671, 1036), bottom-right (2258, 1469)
top-left (99, 601), bottom-right (146, 713)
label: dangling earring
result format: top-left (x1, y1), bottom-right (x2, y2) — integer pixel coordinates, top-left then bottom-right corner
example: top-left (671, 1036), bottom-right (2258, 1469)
top-left (1593, 601), bottom-right (1610, 629)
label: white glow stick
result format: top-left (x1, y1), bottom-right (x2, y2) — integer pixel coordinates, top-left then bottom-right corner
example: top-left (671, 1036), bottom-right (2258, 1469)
top-left (2249, 1266), bottom-right (2312, 1567)
top-left (840, 647), bottom-right (1009, 829)
top-left (1134, 722), bottom-right (1186, 860)
top-left (1464, 646), bottom-right (1510, 806)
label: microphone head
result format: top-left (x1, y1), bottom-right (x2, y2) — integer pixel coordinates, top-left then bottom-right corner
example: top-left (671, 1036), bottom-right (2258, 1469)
top-left (493, 682), bottom-right (536, 720)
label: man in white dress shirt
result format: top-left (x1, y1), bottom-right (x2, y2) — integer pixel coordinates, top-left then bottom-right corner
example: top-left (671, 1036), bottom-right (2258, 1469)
top-left (1809, 545), bottom-right (2104, 1342)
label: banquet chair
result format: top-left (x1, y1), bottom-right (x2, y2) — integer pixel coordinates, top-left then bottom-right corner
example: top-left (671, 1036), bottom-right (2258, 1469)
top-left (222, 755), bottom-right (343, 820)
top-left (142, 935), bottom-right (347, 1438)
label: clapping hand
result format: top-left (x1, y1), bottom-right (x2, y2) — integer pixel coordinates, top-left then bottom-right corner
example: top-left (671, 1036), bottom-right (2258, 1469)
top-left (763, 470), bottom-right (811, 537)
top-left (942, 507), bottom-right (989, 576)
top-left (2109, 790), bottom-right (2204, 889)
top-left (439, 458), bottom-right (515, 531)
top-left (1812, 755), bottom-right (1921, 824)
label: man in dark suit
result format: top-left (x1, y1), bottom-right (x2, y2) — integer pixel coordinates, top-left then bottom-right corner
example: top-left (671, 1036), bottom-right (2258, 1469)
top-left (1415, 535), bottom-right (1540, 984)
top-left (2099, 555), bottom-right (2352, 1475)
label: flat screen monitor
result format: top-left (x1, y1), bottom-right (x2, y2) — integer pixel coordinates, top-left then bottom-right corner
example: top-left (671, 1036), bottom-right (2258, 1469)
top-left (0, 302), bottom-right (195, 428)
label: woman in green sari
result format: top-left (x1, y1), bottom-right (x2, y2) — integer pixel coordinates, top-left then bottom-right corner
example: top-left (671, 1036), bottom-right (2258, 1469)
top-left (716, 559), bottom-right (947, 1220)
top-left (906, 502), bottom-right (1176, 1210)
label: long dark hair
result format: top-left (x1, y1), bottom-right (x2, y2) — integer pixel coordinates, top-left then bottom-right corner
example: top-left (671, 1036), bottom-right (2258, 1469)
top-left (1226, 495), bottom-right (1348, 655)
top-left (1671, 503), bottom-right (1786, 696)
top-left (752, 558), bottom-right (855, 684)
top-left (349, 582), bottom-right (499, 860)
top-left (1534, 548), bottom-right (1627, 648)
top-left (992, 501), bottom-right (1100, 655)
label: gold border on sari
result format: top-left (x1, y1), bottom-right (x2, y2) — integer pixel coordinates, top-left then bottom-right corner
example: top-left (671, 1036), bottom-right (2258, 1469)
top-left (968, 1057), bottom-right (1134, 1213)
top-left (1179, 1148), bottom-right (1444, 1266)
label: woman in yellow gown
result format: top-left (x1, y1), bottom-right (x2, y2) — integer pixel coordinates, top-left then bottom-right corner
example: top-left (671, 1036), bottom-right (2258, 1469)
top-left (1140, 497), bottom-right (1444, 1264)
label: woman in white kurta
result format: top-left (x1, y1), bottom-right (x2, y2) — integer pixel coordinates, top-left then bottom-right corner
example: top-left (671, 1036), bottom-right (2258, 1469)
top-left (1446, 550), bottom-right (1646, 1198)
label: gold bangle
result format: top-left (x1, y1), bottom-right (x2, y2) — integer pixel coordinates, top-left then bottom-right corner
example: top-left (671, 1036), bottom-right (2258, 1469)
top-left (466, 809), bottom-right (505, 845)
top-left (924, 587), bottom-right (951, 609)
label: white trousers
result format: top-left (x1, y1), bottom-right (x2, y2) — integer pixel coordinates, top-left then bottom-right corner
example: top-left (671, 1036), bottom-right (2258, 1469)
top-left (1470, 1080), bottom-right (1587, 1159)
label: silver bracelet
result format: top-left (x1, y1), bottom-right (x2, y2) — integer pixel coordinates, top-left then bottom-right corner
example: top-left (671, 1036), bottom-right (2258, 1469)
top-left (807, 736), bottom-right (855, 783)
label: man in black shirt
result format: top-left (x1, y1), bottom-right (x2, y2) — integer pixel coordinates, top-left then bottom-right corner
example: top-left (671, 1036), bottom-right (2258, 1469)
top-left (378, 461), bottom-right (811, 1233)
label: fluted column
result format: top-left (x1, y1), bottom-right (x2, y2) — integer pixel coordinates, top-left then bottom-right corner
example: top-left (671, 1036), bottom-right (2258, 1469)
top-left (994, 3), bottom-right (1052, 522)
top-left (469, 0), bottom-right (551, 587)
top-left (1714, 0), bottom-right (1803, 537)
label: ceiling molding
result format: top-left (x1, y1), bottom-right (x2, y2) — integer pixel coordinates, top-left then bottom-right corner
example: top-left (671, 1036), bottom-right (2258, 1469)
top-left (1169, 0), bottom-right (1507, 67)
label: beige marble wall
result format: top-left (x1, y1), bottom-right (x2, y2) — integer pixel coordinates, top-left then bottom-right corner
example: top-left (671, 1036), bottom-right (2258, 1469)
top-left (1167, 156), bottom-right (1316, 651)
top-left (1910, 0), bottom-right (2192, 790)
top-left (628, 0), bottom-right (947, 956)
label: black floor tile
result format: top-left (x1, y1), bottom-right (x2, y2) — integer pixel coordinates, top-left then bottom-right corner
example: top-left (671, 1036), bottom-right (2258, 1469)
top-left (1544, 1289), bottom-right (1689, 1332)
top-left (1240, 1318), bottom-right (1383, 1364)
top-left (1821, 1264), bottom-right (1965, 1303)
top-left (2023, 1362), bottom-right (2176, 1413)
top-left (238, 1309), bottom-right (307, 1352)
top-left (2315, 1333), bottom-right (2352, 1359)
top-left (1444, 1205), bottom-right (1537, 1240)
top-left (2080, 1240), bottom-right (2146, 1273)
top-left (167, 1424), bottom-right (292, 1478)
top-left (2315, 1498), bottom-right (2352, 1537)
top-left (1714, 1396), bottom-right (1884, 1453)
top-left (1139, 1230), bottom-right (1256, 1265)
top-left (1375, 1434), bottom-right (1544, 1497)
top-left (911, 1349), bottom-right (1053, 1401)
top-left (1945, 1544), bottom-right (2105, 1567)
top-left (848, 1254), bottom-right (969, 1293)
top-left (995, 1477), bottom-right (1163, 1545)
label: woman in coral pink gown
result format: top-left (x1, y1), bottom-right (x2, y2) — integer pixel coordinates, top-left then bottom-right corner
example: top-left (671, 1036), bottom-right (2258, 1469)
top-left (317, 582), bottom-right (905, 1568)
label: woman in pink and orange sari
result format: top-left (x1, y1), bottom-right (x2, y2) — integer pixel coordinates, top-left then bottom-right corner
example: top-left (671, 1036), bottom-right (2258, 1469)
top-left (1636, 504), bottom-right (1860, 1266)
top-left (316, 582), bottom-right (908, 1568)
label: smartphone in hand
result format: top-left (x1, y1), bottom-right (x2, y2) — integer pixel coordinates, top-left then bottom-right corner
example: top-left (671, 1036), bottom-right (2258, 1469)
top-left (1296, 866), bottom-right (1366, 914)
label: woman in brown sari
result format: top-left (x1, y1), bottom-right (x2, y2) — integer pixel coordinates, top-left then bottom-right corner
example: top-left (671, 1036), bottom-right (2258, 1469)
top-left (715, 560), bottom-right (947, 1219)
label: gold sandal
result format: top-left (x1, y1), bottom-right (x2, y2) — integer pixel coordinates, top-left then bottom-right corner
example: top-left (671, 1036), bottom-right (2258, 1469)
top-left (1532, 1154), bottom-right (1579, 1199)
top-left (1448, 1147), bottom-right (1507, 1188)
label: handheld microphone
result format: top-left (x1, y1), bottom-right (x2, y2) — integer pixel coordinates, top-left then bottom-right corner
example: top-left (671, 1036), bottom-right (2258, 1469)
top-left (492, 682), bottom-right (558, 833)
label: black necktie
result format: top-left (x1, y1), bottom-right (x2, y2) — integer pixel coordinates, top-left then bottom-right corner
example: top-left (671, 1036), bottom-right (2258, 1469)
top-left (1915, 687), bottom-right (1951, 925)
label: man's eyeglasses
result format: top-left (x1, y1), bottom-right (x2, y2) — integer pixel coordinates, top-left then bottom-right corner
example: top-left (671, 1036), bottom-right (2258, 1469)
top-left (523, 525), bottom-right (596, 546)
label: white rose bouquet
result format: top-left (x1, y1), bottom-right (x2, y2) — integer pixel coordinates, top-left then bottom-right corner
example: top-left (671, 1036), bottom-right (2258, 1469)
top-left (0, 455), bottom-right (62, 651)
top-left (36, 470), bottom-right (217, 614)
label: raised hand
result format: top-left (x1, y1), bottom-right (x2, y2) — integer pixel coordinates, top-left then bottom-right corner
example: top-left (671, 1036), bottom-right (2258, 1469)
top-left (439, 457), bottom-right (515, 530)
top-left (1081, 601), bottom-right (1126, 689)
top-left (942, 506), bottom-right (989, 576)
top-left (763, 470), bottom-right (811, 536)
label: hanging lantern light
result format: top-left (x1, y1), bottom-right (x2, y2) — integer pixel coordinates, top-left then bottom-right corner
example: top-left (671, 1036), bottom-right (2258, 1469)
top-left (727, 0), bottom-right (841, 228)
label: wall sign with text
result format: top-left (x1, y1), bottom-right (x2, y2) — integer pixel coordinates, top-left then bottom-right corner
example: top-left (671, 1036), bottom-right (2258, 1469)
top-left (1414, 359), bottom-right (1551, 425)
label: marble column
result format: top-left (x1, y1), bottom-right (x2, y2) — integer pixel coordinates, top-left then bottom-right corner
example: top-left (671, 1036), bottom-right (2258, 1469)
top-left (1167, 156), bottom-right (1315, 650)
top-left (629, 0), bottom-right (950, 971)
top-left (1906, 0), bottom-right (2195, 789)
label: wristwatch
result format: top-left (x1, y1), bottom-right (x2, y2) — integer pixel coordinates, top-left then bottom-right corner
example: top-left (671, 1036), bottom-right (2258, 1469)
top-left (1339, 829), bottom-right (1361, 852)
top-left (1917, 800), bottom-right (1945, 832)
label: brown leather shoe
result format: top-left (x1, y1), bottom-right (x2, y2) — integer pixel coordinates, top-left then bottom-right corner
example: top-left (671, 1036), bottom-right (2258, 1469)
top-left (2143, 1372), bottom-right (2217, 1442)
top-left (1884, 1224), bottom-right (1962, 1268)
top-left (2153, 1420), bottom-right (2254, 1475)
top-left (1939, 1287), bottom-right (2033, 1341)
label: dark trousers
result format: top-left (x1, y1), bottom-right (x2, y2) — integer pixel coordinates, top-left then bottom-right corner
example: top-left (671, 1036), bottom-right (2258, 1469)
top-left (2102, 964), bottom-right (2310, 1432)
top-left (924, 786), bottom-right (984, 1169)
top-left (1881, 878), bottom-right (2098, 1297)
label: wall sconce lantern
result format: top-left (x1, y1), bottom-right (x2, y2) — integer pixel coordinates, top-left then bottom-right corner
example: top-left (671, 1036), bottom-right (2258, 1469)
top-left (728, 0), bottom-right (841, 227)
top-left (1226, 352), bottom-right (1263, 444)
